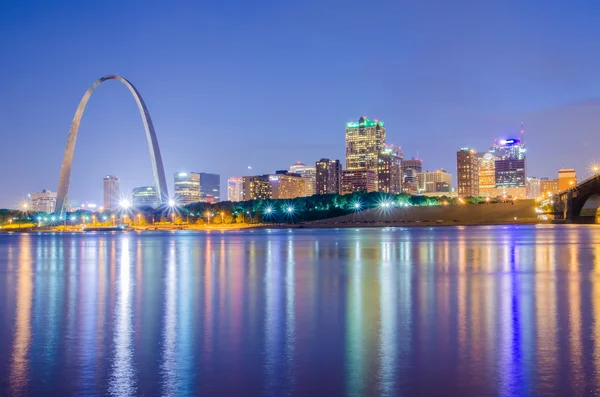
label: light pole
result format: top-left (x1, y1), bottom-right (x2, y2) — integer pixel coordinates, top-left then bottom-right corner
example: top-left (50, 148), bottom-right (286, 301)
top-left (111, 214), bottom-right (116, 226)
top-left (137, 213), bottom-right (141, 226)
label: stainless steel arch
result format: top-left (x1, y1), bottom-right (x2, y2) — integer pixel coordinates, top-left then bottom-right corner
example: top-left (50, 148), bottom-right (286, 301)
top-left (55, 75), bottom-right (169, 215)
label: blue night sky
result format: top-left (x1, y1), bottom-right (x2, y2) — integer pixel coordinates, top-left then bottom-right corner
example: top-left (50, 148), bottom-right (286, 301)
top-left (1, 1), bottom-right (599, 208)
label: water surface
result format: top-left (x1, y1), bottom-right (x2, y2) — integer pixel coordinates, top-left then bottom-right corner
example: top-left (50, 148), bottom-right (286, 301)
top-left (1, 225), bottom-right (600, 396)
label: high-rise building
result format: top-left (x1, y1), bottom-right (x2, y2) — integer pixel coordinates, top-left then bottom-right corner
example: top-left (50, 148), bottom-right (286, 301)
top-left (174, 172), bottom-right (200, 205)
top-left (491, 137), bottom-right (526, 198)
top-left (558, 168), bottom-right (577, 191)
top-left (526, 177), bottom-right (541, 200)
top-left (341, 170), bottom-right (377, 195)
top-left (457, 149), bottom-right (479, 197)
top-left (242, 175), bottom-right (271, 201)
top-left (315, 158), bottom-right (342, 195)
top-left (289, 162), bottom-right (316, 196)
top-left (132, 186), bottom-right (159, 208)
top-left (269, 171), bottom-right (306, 199)
top-left (478, 152), bottom-right (498, 197)
top-left (29, 189), bottom-right (57, 213)
top-left (540, 178), bottom-right (559, 198)
top-left (199, 172), bottom-right (220, 203)
top-left (417, 169), bottom-right (452, 193)
top-left (103, 175), bottom-right (120, 210)
top-left (378, 145), bottom-right (404, 194)
top-left (227, 177), bottom-right (244, 202)
top-left (401, 157), bottom-right (423, 193)
top-left (345, 116), bottom-right (386, 172)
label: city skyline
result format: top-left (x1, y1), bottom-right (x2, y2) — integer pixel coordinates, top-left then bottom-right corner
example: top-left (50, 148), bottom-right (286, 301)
top-left (2, 2), bottom-right (600, 208)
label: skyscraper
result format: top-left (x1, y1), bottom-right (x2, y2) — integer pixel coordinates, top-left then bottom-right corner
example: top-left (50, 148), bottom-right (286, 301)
top-left (103, 176), bottom-right (120, 210)
top-left (478, 152), bottom-right (498, 197)
top-left (456, 149), bottom-right (479, 197)
top-left (491, 137), bottom-right (526, 199)
top-left (289, 162), bottom-right (316, 196)
top-left (401, 158), bottom-right (423, 194)
top-left (174, 172), bottom-right (200, 204)
top-left (345, 116), bottom-right (386, 171)
top-left (199, 172), bottom-right (220, 203)
top-left (269, 171), bottom-right (305, 199)
top-left (315, 158), bottom-right (342, 195)
top-left (526, 177), bottom-right (541, 199)
top-left (341, 170), bottom-right (377, 195)
top-left (227, 177), bottom-right (244, 202)
top-left (132, 186), bottom-right (158, 208)
top-left (378, 145), bottom-right (403, 194)
top-left (242, 175), bottom-right (271, 201)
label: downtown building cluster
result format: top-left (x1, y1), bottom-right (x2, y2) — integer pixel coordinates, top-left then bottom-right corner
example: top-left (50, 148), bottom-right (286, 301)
top-left (227, 116), bottom-right (452, 202)
top-left (456, 131), bottom-right (577, 200)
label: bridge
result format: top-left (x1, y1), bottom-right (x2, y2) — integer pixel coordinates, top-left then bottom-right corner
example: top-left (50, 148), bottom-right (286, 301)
top-left (554, 174), bottom-right (600, 223)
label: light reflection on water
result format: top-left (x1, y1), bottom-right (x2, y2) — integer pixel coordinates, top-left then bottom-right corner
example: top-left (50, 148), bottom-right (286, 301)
top-left (2, 226), bottom-right (600, 395)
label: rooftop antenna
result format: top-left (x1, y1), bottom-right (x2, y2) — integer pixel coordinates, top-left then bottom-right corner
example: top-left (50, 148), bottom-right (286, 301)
top-left (520, 121), bottom-right (525, 143)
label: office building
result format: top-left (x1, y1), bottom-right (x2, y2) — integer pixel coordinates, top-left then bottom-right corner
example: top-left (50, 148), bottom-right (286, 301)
top-left (341, 170), bottom-right (376, 195)
top-left (269, 171), bottom-right (306, 199)
top-left (103, 176), bottom-right (120, 210)
top-left (132, 186), bottom-right (159, 208)
top-left (401, 157), bottom-right (423, 193)
top-left (315, 158), bottom-right (342, 195)
top-left (526, 177), bottom-right (542, 200)
top-left (540, 178), bottom-right (559, 198)
top-left (242, 175), bottom-right (271, 201)
top-left (289, 162), bottom-right (316, 196)
top-left (29, 189), bottom-right (57, 213)
top-left (199, 172), bottom-right (220, 203)
top-left (378, 145), bottom-right (403, 194)
top-left (491, 137), bottom-right (526, 199)
top-left (478, 152), bottom-right (498, 197)
top-left (558, 168), bottom-right (577, 191)
top-left (174, 172), bottom-right (200, 204)
top-left (417, 169), bottom-right (452, 193)
top-left (227, 177), bottom-right (244, 202)
top-left (456, 149), bottom-right (479, 197)
top-left (345, 116), bottom-right (386, 184)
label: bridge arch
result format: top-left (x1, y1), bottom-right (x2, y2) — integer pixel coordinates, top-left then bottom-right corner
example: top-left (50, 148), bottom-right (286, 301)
top-left (575, 193), bottom-right (600, 219)
top-left (55, 75), bottom-right (169, 215)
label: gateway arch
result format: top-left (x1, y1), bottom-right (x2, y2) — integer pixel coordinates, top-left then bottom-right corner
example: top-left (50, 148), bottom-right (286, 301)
top-left (55, 75), bottom-right (169, 215)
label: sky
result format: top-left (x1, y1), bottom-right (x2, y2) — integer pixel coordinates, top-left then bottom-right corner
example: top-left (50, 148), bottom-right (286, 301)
top-left (1, 0), bottom-right (600, 208)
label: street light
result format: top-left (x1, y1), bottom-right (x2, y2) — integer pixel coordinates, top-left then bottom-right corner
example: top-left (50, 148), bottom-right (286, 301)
top-left (137, 213), bottom-right (141, 225)
top-left (111, 214), bottom-right (116, 225)
top-left (119, 199), bottom-right (131, 209)
top-left (168, 199), bottom-right (176, 207)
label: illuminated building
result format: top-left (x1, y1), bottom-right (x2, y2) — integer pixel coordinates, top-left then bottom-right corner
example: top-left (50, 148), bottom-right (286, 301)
top-left (417, 169), bottom-right (452, 193)
top-left (478, 152), bottom-right (497, 197)
top-left (401, 157), bottom-right (422, 193)
top-left (490, 136), bottom-right (526, 198)
top-left (315, 158), bottom-right (342, 195)
top-left (558, 168), bottom-right (577, 191)
top-left (345, 116), bottom-right (386, 189)
top-left (132, 186), bottom-right (158, 208)
top-left (242, 175), bottom-right (270, 201)
top-left (269, 171), bottom-right (306, 199)
top-left (103, 175), bottom-right (120, 210)
top-left (540, 178), bottom-right (559, 198)
top-left (227, 177), bottom-right (244, 202)
top-left (456, 148), bottom-right (479, 197)
top-left (341, 170), bottom-right (376, 195)
top-left (289, 162), bottom-right (316, 196)
top-left (378, 145), bottom-right (403, 194)
top-left (174, 172), bottom-right (200, 204)
top-left (199, 172), bottom-right (220, 203)
top-left (29, 189), bottom-right (57, 213)
top-left (526, 177), bottom-right (541, 200)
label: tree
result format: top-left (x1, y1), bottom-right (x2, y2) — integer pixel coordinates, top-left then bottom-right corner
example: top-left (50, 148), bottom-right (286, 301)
top-left (236, 213), bottom-right (245, 224)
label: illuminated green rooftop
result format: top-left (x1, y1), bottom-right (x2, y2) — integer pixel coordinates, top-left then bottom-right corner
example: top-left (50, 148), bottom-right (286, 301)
top-left (346, 117), bottom-right (384, 129)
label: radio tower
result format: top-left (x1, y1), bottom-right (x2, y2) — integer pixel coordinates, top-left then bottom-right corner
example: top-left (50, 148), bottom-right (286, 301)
top-left (520, 121), bottom-right (525, 143)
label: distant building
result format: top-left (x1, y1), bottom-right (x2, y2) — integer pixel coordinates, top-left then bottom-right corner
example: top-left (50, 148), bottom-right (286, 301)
top-left (456, 149), bottom-right (479, 197)
top-left (341, 170), bottom-right (377, 195)
top-left (227, 177), bottom-right (244, 202)
top-left (526, 177), bottom-right (541, 200)
top-left (289, 162), bottom-right (316, 196)
top-left (378, 145), bottom-right (403, 194)
top-left (345, 116), bottom-right (386, 172)
top-left (558, 168), bottom-right (577, 191)
top-left (401, 158), bottom-right (423, 193)
top-left (29, 189), bottom-right (57, 213)
top-left (478, 152), bottom-right (498, 197)
top-left (491, 137), bottom-right (526, 199)
top-left (242, 175), bottom-right (271, 201)
top-left (174, 172), bottom-right (200, 204)
top-left (417, 169), bottom-right (452, 193)
top-left (199, 172), bottom-right (220, 203)
top-left (269, 171), bottom-right (305, 199)
top-left (315, 158), bottom-right (342, 195)
top-left (132, 186), bottom-right (158, 208)
top-left (103, 175), bottom-right (120, 210)
top-left (540, 178), bottom-right (559, 198)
